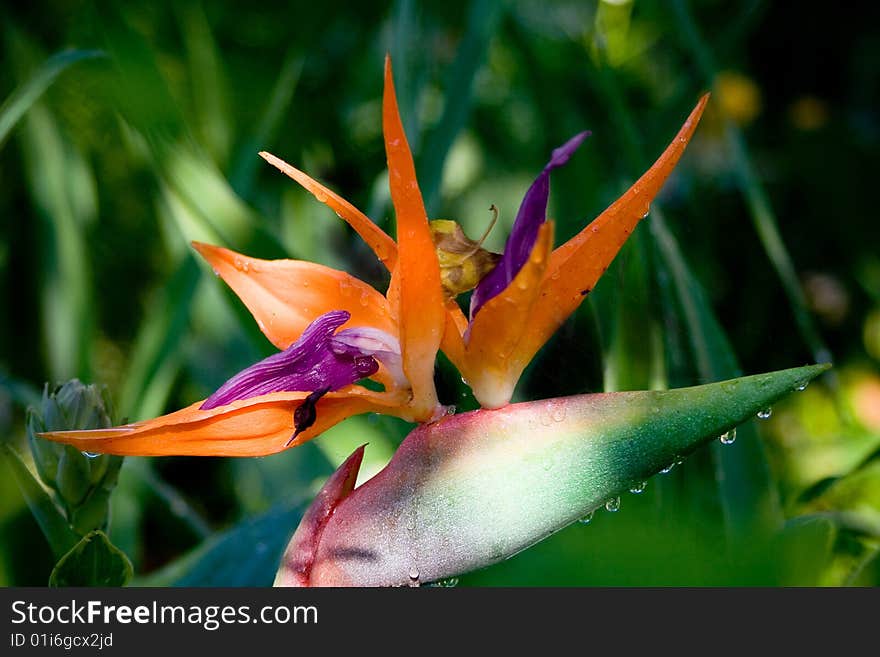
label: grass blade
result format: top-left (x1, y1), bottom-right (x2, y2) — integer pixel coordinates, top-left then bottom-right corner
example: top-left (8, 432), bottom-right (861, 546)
top-left (8, 33), bottom-right (96, 381)
top-left (230, 52), bottom-right (303, 198)
top-left (418, 0), bottom-right (504, 215)
top-left (670, 0), bottom-right (832, 369)
top-left (0, 48), bottom-right (104, 150)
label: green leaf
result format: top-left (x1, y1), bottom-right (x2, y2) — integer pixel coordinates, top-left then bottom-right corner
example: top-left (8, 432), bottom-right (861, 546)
top-left (49, 530), bottom-right (133, 587)
top-left (1, 444), bottom-right (78, 559)
top-left (0, 48), bottom-right (104, 150)
top-left (178, 3), bottom-right (231, 164)
top-left (7, 33), bottom-right (97, 382)
top-left (135, 503), bottom-right (302, 587)
top-left (282, 364), bottom-right (830, 586)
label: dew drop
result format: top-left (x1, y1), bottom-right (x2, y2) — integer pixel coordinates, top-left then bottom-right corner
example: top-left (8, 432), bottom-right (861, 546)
top-left (795, 381), bottom-right (809, 392)
top-left (82, 451), bottom-right (100, 459)
top-left (578, 511), bottom-right (594, 524)
top-left (605, 496), bottom-right (621, 512)
top-left (719, 428), bottom-right (737, 445)
top-left (314, 191), bottom-right (328, 203)
top-left (629, 481), bottom-right (647, 494)
top-left (211, 267), bottom-right (220, 277)
top-left (408, 567), bottom-right (420, 587)
top-left (641, 207), bottom-right (650, 219)
top-left (437, 577), bottom-right (459, 587)
top-left (756, 408), bottom-right (772, 420)
top-left (549, 401), bottom-right (566, 423)
top-left (660, 459), bottom-right (678, 474)
top-left (460, 376), bottom-right (469, 386)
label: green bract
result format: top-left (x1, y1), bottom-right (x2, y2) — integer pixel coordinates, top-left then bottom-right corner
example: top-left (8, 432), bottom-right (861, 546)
top-left (277, 364), bottom-right (829, 586)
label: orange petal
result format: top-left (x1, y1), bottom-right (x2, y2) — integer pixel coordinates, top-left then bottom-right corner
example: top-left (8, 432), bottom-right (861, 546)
top-left (39, 389), bottom-right (408, 457)
top-left (383, 55), bottom-right (444, 419)
top-left (460, 222), bottom-right (554, 408)
top-left (259, 151), bottom-right (398, 271)
top-left (527, 94), bottom-right (709, 359)
top-left (440, 299), bottom-right (468, 368)
top-left (193, 242), bottom-right (396, 350)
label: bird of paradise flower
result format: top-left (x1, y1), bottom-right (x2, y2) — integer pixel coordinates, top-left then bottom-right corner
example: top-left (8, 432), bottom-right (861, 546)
top-left (40, 56), bottom-right (708, 458)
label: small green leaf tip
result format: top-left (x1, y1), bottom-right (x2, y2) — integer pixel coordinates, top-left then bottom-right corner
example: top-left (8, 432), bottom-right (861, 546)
top-left (277, 364), bottom-right (831, 586)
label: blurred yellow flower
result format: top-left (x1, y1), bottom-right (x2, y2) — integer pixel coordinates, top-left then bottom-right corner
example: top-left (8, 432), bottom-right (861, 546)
top-left (715, 70), bottom-right (762, 126)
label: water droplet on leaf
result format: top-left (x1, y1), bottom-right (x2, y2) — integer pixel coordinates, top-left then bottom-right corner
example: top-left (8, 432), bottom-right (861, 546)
top-left (756, 408), bottom-right (772, 420)
top-left (719, 428), bottom-right (737, 445)
top-left (578, 511), bottom-right (594, 524)
top-left (795, 382), bottom-right (808, 391)
top-left (630, 481), bottom-right (647, 494)
top-left (605, 497), bottom-right (621, 512)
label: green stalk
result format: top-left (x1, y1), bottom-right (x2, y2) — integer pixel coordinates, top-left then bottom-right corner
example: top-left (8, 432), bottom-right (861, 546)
top-left (670, 0), bottom-right (833, 370)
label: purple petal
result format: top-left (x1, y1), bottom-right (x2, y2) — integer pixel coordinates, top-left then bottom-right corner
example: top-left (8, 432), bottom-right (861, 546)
top-left (200, 310), bottom-right (379, 410)
top-left (331, 327), bottom-right (407, 388)
top-left (469, 131), bottom-right (590, 320)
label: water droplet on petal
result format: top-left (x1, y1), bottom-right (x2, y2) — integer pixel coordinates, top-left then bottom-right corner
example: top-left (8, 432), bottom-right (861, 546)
top-left (719, 428), bottom-right (737, 445)
top-left (549, 401), bottom-right (566, 422)
top-left (757, 408), bottom-right (772, 420)
top-left (605, 496), bottom-right (621, 512)
top-left (660, 461), bottom-right (677, 474)
top-left (630, 481), bottom-right (647, 494)
top-left (82, 451), bottom-right (100, 459)
top-left (578, 511), bottom-right (594, 524)
top-left (408, 567), bottom-right (420, 587)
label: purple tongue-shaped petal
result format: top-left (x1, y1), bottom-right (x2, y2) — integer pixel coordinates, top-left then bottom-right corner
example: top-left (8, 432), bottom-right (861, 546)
top-left (200, 310), bottom-right (379, 410)
top-left (469, 131), bottom-right (589, 320)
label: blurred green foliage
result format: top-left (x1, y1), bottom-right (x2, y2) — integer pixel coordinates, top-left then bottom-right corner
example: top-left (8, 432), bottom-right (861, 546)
top-left (1, 0), bottom-right (878, 585)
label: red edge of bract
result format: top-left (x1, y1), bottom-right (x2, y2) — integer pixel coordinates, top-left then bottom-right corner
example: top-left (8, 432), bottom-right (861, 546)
top-left (274, 445), bottom-right (365, 587)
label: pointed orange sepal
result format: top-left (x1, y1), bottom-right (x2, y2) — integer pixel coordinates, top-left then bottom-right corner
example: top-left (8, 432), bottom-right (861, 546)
top-left (259, 151), bottom-right (398, 271)
top-left (524, 94), bottom-right (710, 362)
top-left (39, 390), bottom-right (408, 457)
top-left (193, 242), bottom-right (396, 350)
top-left (382, 55), bottom-right (445, 419)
